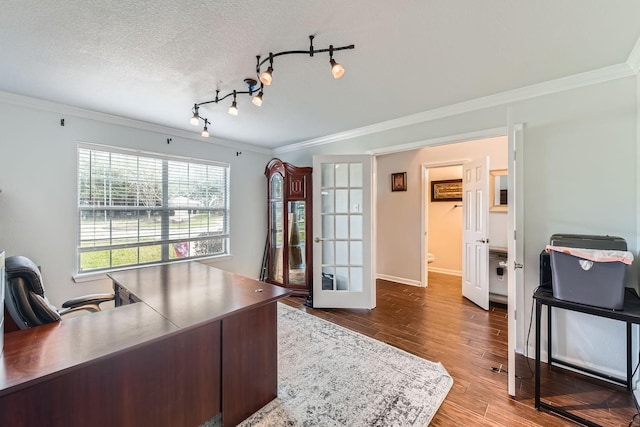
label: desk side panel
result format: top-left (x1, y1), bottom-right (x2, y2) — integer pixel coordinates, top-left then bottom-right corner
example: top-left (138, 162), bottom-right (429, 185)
top-left (114, 320), bottom-right (222, 426)
top-left (222, 302), bottom-right (278, 426)
top-left (0, 320), bottom-right (222, 427)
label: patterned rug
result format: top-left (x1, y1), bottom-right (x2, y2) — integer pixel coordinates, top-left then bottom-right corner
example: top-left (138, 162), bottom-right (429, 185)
top-left (203, 303), bottom-right (453, 426)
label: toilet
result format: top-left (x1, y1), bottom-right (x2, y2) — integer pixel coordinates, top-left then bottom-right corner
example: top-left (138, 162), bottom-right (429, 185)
top-left (427, 253), bottom-right (435, 264)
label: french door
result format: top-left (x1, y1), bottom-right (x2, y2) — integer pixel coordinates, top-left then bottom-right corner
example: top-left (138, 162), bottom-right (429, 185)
top-left (312, 155), bottom-right (375, 309)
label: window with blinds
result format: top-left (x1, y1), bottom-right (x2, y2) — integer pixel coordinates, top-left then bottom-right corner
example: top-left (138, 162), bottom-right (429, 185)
top-left (77, 144), bottom-right (230, 273)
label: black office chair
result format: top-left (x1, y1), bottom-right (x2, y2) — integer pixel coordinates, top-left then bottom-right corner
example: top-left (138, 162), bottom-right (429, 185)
top-left (4, 255), bottom-right (115, 329)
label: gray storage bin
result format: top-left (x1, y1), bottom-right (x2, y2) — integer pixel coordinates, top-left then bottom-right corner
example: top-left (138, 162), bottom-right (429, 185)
top-left (549, 234), bottom-right (628, 310)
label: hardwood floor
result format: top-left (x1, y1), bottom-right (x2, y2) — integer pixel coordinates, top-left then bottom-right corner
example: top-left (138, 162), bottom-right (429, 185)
top-left (281, 272), bottom-right (637, 426)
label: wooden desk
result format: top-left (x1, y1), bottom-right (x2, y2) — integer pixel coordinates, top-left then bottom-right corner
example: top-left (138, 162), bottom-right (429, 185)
top-left (534, 287), bottom-right (640, 427)
top-left (0, 262), bottom-right (290, 427)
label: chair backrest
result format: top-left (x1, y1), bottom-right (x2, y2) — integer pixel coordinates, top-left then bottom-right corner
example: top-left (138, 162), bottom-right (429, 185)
top-left (4, 255), bottom-right (61, 329)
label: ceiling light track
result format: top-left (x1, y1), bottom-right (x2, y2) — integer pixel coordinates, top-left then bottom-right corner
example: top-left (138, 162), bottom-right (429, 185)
top-left (191, 35), bottom-right (355, 137)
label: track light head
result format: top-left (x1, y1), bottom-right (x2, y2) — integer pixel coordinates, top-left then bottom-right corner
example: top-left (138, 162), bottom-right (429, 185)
top-left (201, 119), bottom-right (210, 138)
top-left (190, 105), bottom-right (200, 125)
top-left (260, 53), bottom-right (275, 86)
top-left (330, 59), bottom-right (345, 79)
top-left (329, 45), bottom-right (345, 79)
top-left (228, 91), bottom-right (238, 116)
top-left (228, 101), bottom-right (238, 116)
top-left (252, 91), bottom-right (264, 107)
top-left (260, 66), bottom-right (273, 86)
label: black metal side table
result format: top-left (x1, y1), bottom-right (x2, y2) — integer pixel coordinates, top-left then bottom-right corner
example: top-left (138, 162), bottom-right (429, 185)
top-left (534, 287), bottom-right (640, 426)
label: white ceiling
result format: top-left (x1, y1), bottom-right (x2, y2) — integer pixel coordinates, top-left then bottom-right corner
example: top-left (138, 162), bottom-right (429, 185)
top-left (1, 1), bottom-right (639, 149)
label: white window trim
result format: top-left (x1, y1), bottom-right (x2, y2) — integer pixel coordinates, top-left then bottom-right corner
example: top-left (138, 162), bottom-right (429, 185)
top-left (76, 142), bottom-right (231, 274)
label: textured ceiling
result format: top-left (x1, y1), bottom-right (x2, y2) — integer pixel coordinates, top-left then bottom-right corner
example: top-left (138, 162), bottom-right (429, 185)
top-left (1, 0), bottom-right (639, 148)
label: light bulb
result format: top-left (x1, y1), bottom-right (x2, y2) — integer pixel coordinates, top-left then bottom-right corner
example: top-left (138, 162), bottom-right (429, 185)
top-left (228, 101), bottom-right (238, 116)
top-left (201, 124), bottom-right (209, 137)
top-left (260, 67), bottom-right (273, 86)
top-left (330, 59), bottom-right (345, 79)
top-left (190, 113), bottom-right (199, 126)
top-left (252, 92), bottom-right (263, 107)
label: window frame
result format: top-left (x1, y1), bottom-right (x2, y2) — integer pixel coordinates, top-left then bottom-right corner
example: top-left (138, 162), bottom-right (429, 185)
top-left (76, 142), bottom-right (231, 274)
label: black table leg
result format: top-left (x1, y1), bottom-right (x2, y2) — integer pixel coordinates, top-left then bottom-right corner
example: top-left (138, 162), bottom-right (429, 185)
top-left (535, 299), bottom-right (542, 410)
top-left (547, 304), bottom-right (552, 364)
top-left (627, 322), bottom-right (632, 390)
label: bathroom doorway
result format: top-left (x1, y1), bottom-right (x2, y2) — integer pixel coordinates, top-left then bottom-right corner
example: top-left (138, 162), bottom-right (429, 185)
top-left (420, 136), bottom-right (508, 294)
top-left (421, 163), bottom-right (464, 288)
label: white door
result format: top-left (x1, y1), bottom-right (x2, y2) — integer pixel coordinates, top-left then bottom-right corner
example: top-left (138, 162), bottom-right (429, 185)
top-left (507, 116), bottom-right (524, 396)
top-left (462, 157), bottom-right (490, 310)
top-left (312, 155), bottom-right (375, 309)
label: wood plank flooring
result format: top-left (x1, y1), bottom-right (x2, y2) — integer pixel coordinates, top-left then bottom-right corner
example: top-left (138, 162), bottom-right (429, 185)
top-left (281, 272), bottom-right (638, 426)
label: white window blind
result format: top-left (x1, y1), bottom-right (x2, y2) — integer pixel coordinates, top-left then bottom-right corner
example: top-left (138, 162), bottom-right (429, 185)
top-left (77, 144), bottom-right (230, 273)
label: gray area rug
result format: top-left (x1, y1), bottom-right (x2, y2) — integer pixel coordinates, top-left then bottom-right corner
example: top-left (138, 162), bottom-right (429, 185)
top-left (204, 303), bottom-right (452, 426)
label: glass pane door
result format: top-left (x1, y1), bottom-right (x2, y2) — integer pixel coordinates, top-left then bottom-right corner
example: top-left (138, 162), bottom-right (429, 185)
top-left (288, 201), bottom-right (306, 285)
top-left (312, 155), bottom-right (374, 309)
top-left (270, 174), bottom-right (284, 284)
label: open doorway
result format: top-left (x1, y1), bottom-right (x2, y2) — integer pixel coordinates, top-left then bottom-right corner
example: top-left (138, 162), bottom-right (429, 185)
top-left (375, 134), bottom-right (508, 291)
top-left (421, 163), bottom-right (464, 288)
top-left (419, 136), bottom-right (509, 295)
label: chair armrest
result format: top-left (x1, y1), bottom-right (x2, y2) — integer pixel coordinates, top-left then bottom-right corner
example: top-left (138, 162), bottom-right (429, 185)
top-left (61, 293), bottom-right (115, 312)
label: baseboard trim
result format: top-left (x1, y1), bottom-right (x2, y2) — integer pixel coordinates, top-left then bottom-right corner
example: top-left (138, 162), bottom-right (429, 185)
top-left (376, 274), bottom-right (422, 287)
top-left (523, 347), bottom-right (626, 383)
top-left (428, 267), bottom-right (462, 277)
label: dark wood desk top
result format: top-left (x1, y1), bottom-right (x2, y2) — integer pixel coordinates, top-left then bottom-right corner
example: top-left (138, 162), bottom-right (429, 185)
top-left (108, 262), bottom-right (291, 329)
top-left (534, 287), bottom-right (640, 322)
top-left (0, 302), bottom-right (176, 396)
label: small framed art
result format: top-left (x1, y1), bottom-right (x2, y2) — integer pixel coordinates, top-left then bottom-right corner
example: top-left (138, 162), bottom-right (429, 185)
top-left (391, 172), bottom-right (407, 192)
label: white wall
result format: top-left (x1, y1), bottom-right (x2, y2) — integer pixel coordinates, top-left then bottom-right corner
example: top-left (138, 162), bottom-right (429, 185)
top-left (0, 99), bottom-right (272, 307)
top-left (279, 76), bottom-right (638, 380)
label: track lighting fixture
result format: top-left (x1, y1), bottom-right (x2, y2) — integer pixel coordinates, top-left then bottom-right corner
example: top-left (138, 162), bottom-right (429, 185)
top-left (190, 35), bottom-right (354, 136)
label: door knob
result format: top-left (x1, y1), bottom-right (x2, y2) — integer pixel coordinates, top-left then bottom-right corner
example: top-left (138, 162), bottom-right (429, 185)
top-left (476, 239), bottom-right (489, 243)
top-left (314, 237), bottom-right (324, 243)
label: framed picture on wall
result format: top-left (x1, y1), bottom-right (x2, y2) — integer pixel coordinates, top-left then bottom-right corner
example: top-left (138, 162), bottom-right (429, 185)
top-left (431, 179), bottom-right (462, 201)
top-left (391, 172), bottom-right (407, 192)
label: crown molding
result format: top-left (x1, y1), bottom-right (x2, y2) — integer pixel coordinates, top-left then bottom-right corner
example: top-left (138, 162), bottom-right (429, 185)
top-left (366, 126), bottom-right (508, 156)
top-left (627, 37), bottom-right (640, 74)
top-left (274, 63), bottom-right (635, 155)
top-left (0, 90), bottom-right (272, 155)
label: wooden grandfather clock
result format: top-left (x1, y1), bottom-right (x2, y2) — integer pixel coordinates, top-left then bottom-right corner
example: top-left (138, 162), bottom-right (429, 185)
top-left (264, 158), bottom-right (313, 303)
